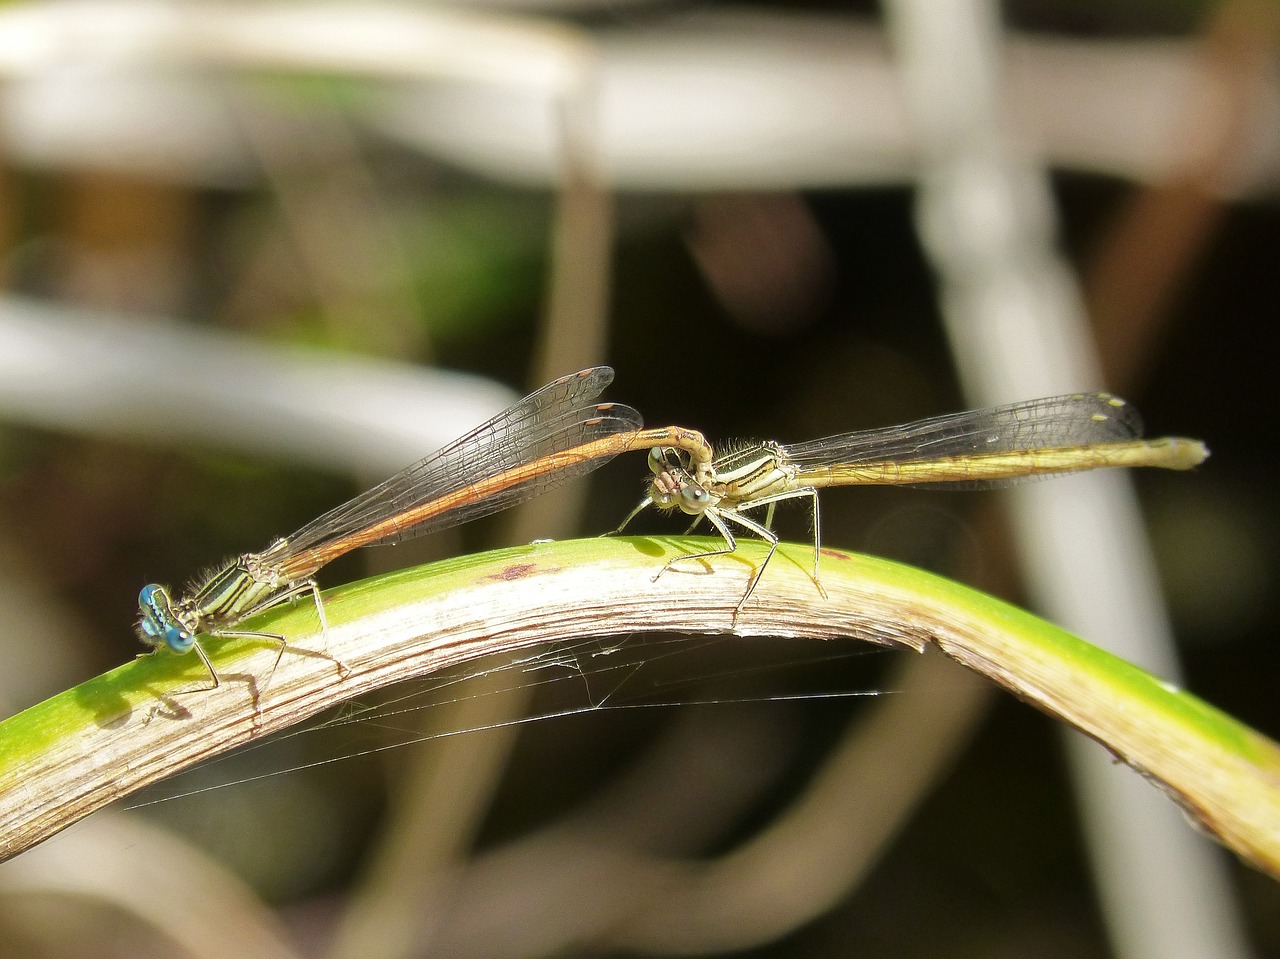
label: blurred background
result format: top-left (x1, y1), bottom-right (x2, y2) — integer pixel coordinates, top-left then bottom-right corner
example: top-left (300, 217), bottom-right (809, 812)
top-left (0, 0), bottom-right (1277, 956)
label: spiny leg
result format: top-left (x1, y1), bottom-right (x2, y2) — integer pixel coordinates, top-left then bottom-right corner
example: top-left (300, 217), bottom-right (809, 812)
top-left (295, 579), bottom-right (350, 675)
top-left (729, 486), bottom-right (827, 600)
top-left (298, 579), bottom-right (328, 646)
top-left (289, 578), bottom-right (327, 632)
top-left (682, 515), bottom-right (705, 535)
top-left (190, 639), bottom-right (221, 692)
top-left (144, 638), bottom-right (222, 723)
top-left (706, 508), bottom-right (780, 614)
top-left (609, 496), bottom-right (654, 536)
top-left (653, 509), bottom-right (740, 580)
top-left (209, 626), bottom-right (289, 680)
top-left (143, 639), bottom-right (223, 721)
top-left (258, 578), bottom-right (327, 634)
top-left (652, 506), bottom-right (782, 617)
top-left (809, 488), bottom-right (825, 597)
top-left (232, 578), bottom-right (345, 678)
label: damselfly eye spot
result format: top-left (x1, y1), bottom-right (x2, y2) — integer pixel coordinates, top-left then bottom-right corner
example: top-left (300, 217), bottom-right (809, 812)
top-left (679, 484), bottom-right (713, 514)
top-left (165, 626), bottom-right (196, 653)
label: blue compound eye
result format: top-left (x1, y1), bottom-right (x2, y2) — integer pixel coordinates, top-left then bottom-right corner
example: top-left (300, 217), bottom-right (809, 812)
top-left (164, 624), bottom-right (196, 653)
top-left (679, 484), bottom-right (712, 514)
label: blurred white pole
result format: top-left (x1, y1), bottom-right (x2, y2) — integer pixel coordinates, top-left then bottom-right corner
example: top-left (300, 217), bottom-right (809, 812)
top-left (882, 1), bottom-right (1252, 957)
top-left (1, 4), bottom-right (1278, 194)
top-left (0, 297), bottom-right (516, 475)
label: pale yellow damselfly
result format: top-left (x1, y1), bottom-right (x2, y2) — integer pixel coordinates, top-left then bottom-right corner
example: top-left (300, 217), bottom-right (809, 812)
top-left (615, 392), bottom-right (1207, 610)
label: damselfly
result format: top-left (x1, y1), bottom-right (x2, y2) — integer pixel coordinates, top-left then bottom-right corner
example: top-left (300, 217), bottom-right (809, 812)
top-left (614, 392), bottom-right (1207, 611)
top-left (138, 367), bottom-right (711, 690)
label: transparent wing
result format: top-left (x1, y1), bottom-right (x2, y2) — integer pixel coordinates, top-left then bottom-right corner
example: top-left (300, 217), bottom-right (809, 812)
top-left (262, 367), bottom-right (640, 564)
top-left (778, 393), bottom-right (1144, 488)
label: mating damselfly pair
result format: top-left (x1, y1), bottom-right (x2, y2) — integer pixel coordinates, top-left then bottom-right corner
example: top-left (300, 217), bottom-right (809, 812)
top-left (137, 367), bottom-right (1207, 689)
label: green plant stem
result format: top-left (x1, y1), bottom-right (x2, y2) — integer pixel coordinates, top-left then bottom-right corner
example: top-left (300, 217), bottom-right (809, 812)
top-left (1, 536), bottom-right (1278, 875)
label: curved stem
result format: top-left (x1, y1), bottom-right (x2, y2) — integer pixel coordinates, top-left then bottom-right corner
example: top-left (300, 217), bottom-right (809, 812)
top-left (0, 536), bottom-right (1277, 876)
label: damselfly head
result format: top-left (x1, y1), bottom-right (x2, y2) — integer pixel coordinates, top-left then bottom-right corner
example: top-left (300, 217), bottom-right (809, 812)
top-left (137, 583), bottom-right (197, 654)
top-left (645, 446), bottom-right (720, 515)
